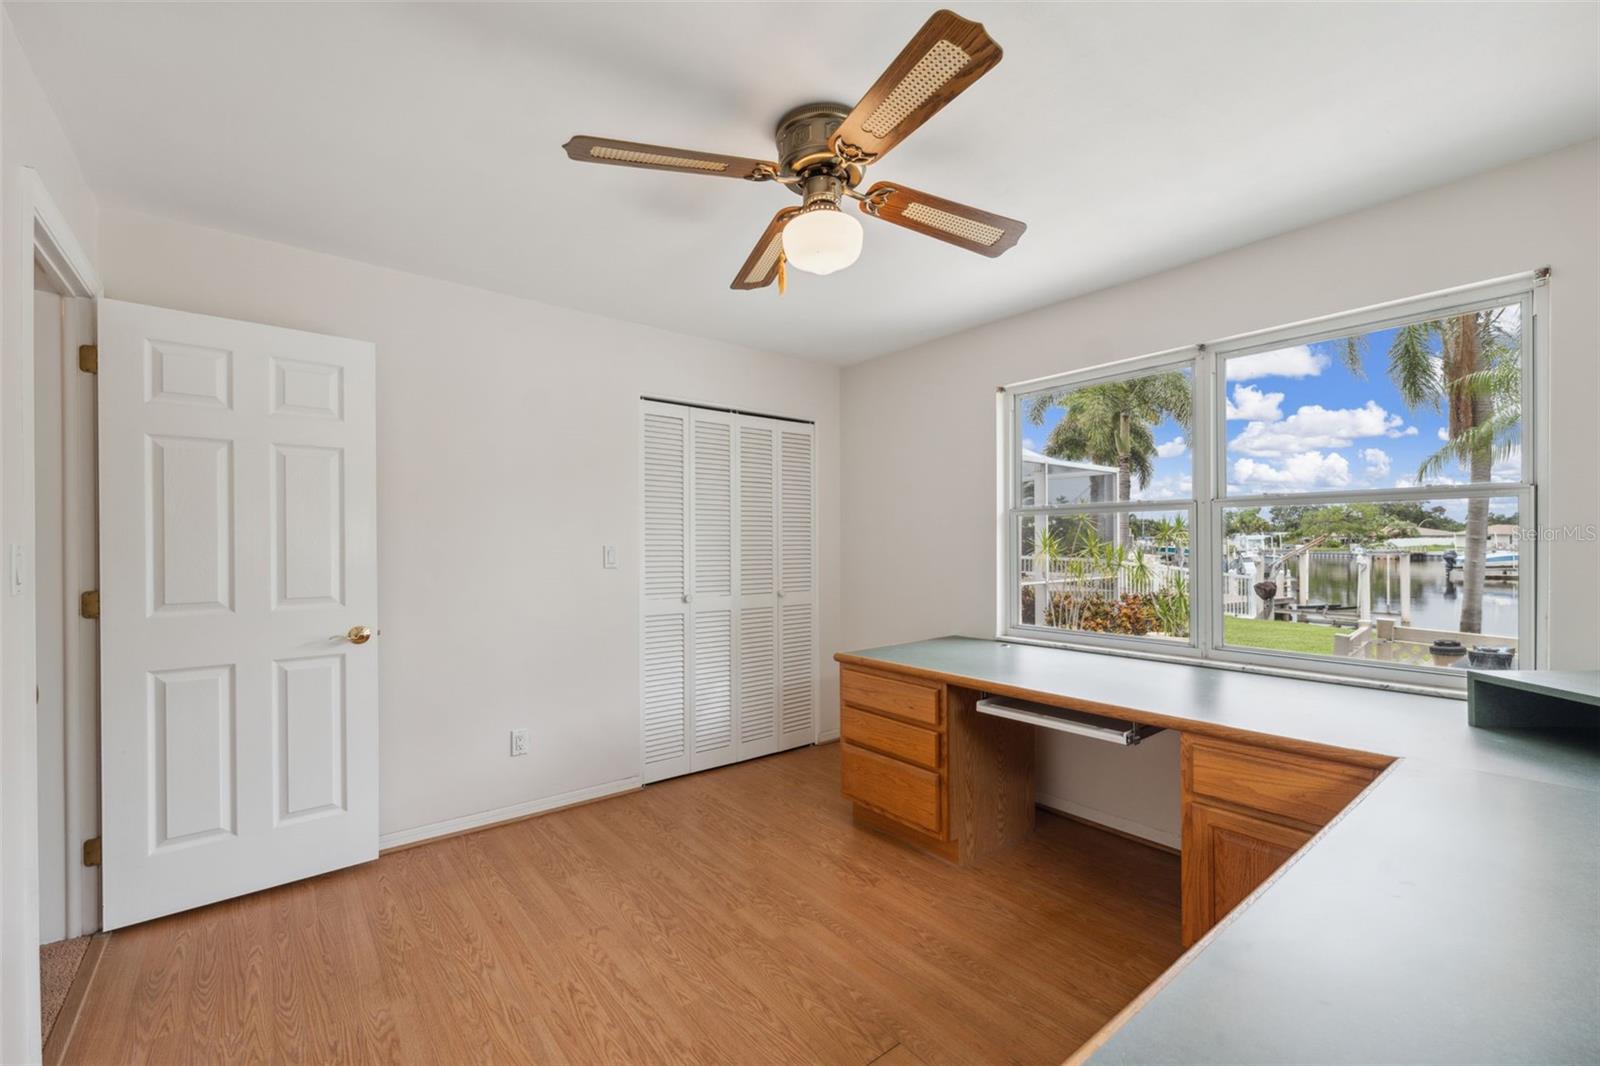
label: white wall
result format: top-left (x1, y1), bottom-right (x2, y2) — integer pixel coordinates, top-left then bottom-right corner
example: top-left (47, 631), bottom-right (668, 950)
top-left (841, 140), bottom-right (1600, 848)
top-left (0, 10), bottom-right (100, 1061)
top-left (95, 208), bottom-right (842, 845)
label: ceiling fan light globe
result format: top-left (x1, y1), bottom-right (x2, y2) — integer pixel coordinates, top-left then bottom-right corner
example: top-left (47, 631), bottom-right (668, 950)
top-left (782, 207), bottom-right (863, 275)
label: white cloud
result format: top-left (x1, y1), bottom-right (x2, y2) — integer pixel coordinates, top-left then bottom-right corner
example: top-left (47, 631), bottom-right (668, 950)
top-left (1436, 427), bottom-right (1450, 442)
top-left (1394, 425), bottom-right (1418, 438)
top-left (1023, 437), bottom-right (1039, 452)
top-left (1231, 452), bottom-right (1352, 491)
top-left (1225, 346), bottom-right (1328, 381)
top-left (1397, 474), bottom-right (1462, 489)
top-left (1360, 448), bottom-right (1391, 479)
top-left (1138, 474), bottom-right (1193, 500)
top-left (1230, 400), bottom-right (1409, 457)
top-left (1225, 384), bottom-right (1284, 421)
top-left (1155, 435), bottom-right (1187, 459)
top-left (1492, 446), bottom-right (1522, 481)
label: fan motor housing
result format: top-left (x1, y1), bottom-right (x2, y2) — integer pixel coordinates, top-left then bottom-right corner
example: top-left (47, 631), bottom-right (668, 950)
top-left (775, 102), bottom-right (862, 188)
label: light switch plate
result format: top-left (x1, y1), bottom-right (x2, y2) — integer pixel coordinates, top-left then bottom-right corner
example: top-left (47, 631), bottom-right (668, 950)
top-left (510, 728), bottom-right (530, 757)
top-left (8, 544), bottom-right (23, 596)
top-left (602, 545), bottom-right (618, 569)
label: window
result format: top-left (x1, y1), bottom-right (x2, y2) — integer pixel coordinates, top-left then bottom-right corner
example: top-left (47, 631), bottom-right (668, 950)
top-left (1011, 357), bottom-right (1197, 647)
top-left (1004, 275), bottom-right (1540, 686)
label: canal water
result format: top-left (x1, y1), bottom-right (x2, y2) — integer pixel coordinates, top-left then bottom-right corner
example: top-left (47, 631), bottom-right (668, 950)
top-left (1302, 556), bottom-right (1518, 637)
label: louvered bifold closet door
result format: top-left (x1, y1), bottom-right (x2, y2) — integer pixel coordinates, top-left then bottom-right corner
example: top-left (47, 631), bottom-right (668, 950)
top-left (640, 402), bottom-right (691, 783)
top-left (688, 409), bottom-right (739, 772)
top-left (735, 417), bottom-right (780, 761)
top-left (776, 423), bottom-right (818, 751)
top-left (641, 402), bottom-right (814, 784)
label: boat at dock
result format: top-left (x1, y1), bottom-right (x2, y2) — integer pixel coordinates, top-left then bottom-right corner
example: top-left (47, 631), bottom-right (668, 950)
top-left (1447, 549), bottom-right (1517, 581)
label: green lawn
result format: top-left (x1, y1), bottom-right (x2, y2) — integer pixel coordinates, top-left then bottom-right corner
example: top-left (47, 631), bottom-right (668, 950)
top-left (1223, 615), bottom-right (1352, 656)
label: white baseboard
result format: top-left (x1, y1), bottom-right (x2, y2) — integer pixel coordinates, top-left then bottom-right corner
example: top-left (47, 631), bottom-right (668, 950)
top-left (1035, 791), bottom-right (1181, 851)
top-left (378, 775), bottom-right (641, 851)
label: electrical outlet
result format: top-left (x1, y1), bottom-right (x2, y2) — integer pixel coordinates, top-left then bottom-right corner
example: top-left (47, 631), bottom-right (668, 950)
top-left (602, 544), bottom-right (618, 569)
top-left (509, 728), bottom-right (530, 757)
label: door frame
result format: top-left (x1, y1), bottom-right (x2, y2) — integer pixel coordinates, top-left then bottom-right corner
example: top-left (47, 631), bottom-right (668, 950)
top-left (1, 167), bottom-right (100, 1066)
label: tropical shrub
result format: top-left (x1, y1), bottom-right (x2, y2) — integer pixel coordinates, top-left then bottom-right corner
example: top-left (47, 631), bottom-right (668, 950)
top-left (1043, 592), bottom-right (1157, 636)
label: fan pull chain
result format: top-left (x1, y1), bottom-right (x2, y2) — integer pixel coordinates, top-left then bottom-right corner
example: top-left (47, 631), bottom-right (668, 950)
top-left (777, 253), bottom-right (787, 295)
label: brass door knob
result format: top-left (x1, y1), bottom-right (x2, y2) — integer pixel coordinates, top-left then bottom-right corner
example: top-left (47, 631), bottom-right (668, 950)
top-left (346, 625), bottom-right (375, 645)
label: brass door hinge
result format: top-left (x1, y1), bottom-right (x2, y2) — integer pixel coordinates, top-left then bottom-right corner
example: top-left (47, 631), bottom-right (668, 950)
top-left (78, 344), bottom-right (98, 374)
top-left (82, 837), bottom-right (101, 867)
top-left (80, 589), bottom-right (100, 619)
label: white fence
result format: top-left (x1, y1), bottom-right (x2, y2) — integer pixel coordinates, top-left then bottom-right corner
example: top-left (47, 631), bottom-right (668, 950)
top-left (1222, 571), bottom-right (1253, 617)
top-left (1019, 555), bottom-right (1188, 599)
top-left (1019, 554), bottom-right (1256, 618)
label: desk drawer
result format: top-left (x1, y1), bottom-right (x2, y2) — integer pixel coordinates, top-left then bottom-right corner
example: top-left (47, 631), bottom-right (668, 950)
top-left (1187, 737), bottom-right (1375, 827)
top-left (842, 705), bottom-right (941, 770)
top-left (840, 667), bottom-right (942, 727)
top-left (841, 742), bottom-right (943, 835)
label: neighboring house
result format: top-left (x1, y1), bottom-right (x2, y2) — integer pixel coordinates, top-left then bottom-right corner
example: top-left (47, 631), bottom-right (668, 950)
top-left (1230, 532), bottom-right (1290, 555)
top-left (1388, 527), bottom-right (1469, 550)
top-left (1487, 524), bottom-right (1521, 549)
top-left (1021, 448), bottom-right (1118, 506)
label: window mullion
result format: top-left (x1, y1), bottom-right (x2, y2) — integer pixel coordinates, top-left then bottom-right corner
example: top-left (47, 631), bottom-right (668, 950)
top-left (1193, 348), bottom-right (1218, 658)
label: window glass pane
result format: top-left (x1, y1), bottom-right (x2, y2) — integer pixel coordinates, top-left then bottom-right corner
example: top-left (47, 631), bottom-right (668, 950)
top-left (1223, 301), bottom-right (1523, 494)
top-left (1219, 497), bottom-right (1522, 670)
top-left (1019, 365), bottom-right (1193, 505)
top-left (1018, 510), bottom-right (1192, 644)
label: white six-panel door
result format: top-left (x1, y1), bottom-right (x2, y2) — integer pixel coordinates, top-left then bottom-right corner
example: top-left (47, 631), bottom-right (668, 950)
top-left (640, 402), bottom-right (814, 784)
top-left (97, 300), bottom-right (378, 928)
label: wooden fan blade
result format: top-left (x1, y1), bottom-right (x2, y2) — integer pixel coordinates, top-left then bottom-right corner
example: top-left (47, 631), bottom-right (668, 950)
top-left (857, 182), bottom-right (1025, 257)
top-left (731, 207), bottom-right (801, 290)
top-left (830, 9), bottom-right (1002, 165)
top-left (563, 136), bottom-right (777, 181)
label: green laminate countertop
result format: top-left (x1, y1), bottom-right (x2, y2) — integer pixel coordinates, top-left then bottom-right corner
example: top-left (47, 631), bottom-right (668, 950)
top-left (836, 637), bottom-right (1600, 1065)
top-left (1471, 668), bottom-right (1600, 705)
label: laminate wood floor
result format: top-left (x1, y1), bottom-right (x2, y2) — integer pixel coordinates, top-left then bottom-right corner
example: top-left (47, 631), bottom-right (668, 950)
top-left (64, 743), bottom-right (1181, 1065)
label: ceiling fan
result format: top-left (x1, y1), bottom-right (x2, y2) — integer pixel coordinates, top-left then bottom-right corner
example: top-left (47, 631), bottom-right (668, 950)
top-left (562, 9), bottom-right (1026, 292)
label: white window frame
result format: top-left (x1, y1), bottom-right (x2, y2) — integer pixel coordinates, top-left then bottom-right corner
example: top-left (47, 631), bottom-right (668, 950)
top-left (999, 270), bottom-right (1548, 692)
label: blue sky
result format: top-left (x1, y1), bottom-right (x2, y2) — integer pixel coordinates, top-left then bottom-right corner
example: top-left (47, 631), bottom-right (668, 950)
top-left (1022, 305), bottom-right (1521, 505)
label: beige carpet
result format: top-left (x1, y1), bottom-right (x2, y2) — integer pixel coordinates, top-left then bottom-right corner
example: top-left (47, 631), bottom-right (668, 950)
top-left (40, 936), bottom-right (90, 1045)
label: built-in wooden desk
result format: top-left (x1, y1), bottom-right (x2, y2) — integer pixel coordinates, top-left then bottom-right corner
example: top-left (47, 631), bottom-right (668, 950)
top-left (837, 644), bottom-right (1390, 944)
top-left (834, 637), bottom-right (1600, 1065)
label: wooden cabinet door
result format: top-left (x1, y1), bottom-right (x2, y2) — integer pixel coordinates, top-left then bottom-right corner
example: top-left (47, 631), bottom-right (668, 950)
top-left (1182, 801), bottom-right (1312, 946)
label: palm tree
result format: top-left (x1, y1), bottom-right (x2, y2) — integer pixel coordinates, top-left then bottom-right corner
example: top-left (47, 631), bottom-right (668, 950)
top-left (1026, 373), bottom-right (1191, 548)
top-left (1343, 309), bottom-right (1520, 633)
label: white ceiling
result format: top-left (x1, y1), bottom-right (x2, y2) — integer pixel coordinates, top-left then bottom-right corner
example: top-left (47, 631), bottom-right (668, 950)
top-left (9, 2), bottom-right (1597, 363)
